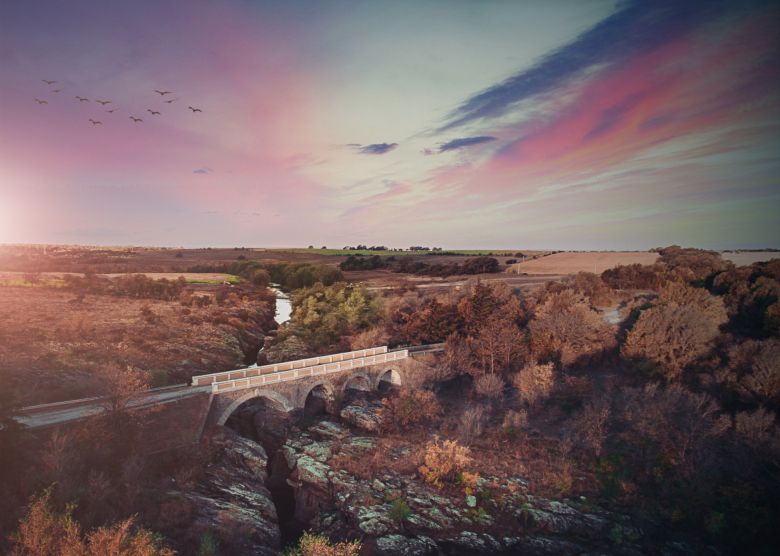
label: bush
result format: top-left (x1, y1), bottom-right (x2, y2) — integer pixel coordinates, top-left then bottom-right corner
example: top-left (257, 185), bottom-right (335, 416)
top-left (283, 532), bottom-right (361, 556)
top-left (458, 406), bottom-right (487, 445)
top-left (512, 361), bottom-right (555, 408)
top-left (196, 533), bottom-right (219, 556)
top-left (419, 438), bottom-right (472, 488)
top-left (388, 497), bottom-right (412, 524)
top-left (12, 489), bottom-right (174, 555)
top-left (474, 374), bottom-right (504, 402)
top-left (379, 389), bottom-right (442, 431)
top-left (502, 409), bottom-right (528, 435)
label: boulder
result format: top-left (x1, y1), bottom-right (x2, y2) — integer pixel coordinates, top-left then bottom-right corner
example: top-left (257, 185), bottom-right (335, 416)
top-left (376, 534), bottom-right (438, 555)
top-left (340, 402), bottom-right (385, 432)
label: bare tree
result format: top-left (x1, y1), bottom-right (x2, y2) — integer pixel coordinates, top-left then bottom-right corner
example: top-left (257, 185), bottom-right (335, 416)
top-left (93, 363), bottom-right (149, 414)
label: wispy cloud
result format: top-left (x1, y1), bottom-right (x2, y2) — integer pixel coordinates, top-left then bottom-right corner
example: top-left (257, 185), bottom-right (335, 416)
top-left (440, 0), bottom-right (729, 131)
top-left (439, 136), bottom-right (497, 152)
top-left (192, 167), bottom-right (212, 174)
top-left (351, 142), bottom-right (399, 155)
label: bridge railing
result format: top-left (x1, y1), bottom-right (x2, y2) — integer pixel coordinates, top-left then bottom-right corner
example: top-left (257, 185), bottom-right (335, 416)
top-left (209, 349), bottom-right (409, 393)
top-left (192, 345), bottom-right (389, 386)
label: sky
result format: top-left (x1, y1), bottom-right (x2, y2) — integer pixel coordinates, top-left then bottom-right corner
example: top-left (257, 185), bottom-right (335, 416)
top-left (0, 0), bottom-right (778, 249)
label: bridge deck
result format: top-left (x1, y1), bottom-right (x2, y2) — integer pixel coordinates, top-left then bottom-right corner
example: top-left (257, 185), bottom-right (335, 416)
top-left (209, 349), bottom-right (409, 393)
top-left (191, 345), bottom-right (390, 386)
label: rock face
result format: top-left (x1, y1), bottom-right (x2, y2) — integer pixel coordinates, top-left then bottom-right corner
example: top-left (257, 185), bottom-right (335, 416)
top-left (273, 419), bottom-right (645, 555)
top-left (339, 401), bottom-right (385, 432)
top-left (172, 428), bottom-right (281, 555)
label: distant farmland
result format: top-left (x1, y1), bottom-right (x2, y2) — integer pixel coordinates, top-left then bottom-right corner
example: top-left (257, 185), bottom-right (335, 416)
top-left (721, 251), bottom-right (779, 266)
top-left (510, 251), bottom-right (659, 275)
top-left (268, 247), bottom-right (527, 257)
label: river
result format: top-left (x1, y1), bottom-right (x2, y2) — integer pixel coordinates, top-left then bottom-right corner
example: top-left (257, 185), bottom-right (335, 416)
top-left (269, 283), bottom-right (292, 324)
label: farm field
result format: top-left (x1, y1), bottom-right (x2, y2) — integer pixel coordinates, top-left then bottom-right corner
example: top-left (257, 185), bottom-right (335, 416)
top-left (721, 251), bottom-right (780, 266)
top-left (510, 251), bottom-right (659, 275)
top-left (0, 270), bottom-right (240, 286)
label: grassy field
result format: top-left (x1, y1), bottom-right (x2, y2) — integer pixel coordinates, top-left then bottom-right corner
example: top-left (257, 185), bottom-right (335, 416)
top-left (103, 272), bottom-right (241, 284)
top-left (510, 251), bottom-right (659, 275)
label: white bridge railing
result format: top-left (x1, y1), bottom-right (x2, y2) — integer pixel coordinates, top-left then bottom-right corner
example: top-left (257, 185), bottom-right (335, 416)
top-left (192, 346), bottom-right (390, 386)
top-left (206, 349), bottom-right (409, 394)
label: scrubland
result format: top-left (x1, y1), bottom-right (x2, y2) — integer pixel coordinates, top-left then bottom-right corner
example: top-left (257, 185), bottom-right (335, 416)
top-left (1, 244), bottom-right (778, 554)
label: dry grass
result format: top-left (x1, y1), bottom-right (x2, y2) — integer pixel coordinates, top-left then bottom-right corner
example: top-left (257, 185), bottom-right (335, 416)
top-left (0, 286), bottom-right (272, 405)
top-left (511, 251), bottom-right (659, 275)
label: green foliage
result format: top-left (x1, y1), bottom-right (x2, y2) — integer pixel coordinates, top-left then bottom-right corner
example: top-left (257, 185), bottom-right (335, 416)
top-left (593, 454), bottom-right (625, 499)
top-left (187, 260), bottom-right (342, 291)
top-left (285, 282), bottom-right (382, 352)
top-left (470, 506), bottom-right (489, 523)
top-left (389, 497), bottom-right (412, 524)
top-left (196, 532), bottom-right (220, 556)
top-left (147, 369), bottom-right (169, 388)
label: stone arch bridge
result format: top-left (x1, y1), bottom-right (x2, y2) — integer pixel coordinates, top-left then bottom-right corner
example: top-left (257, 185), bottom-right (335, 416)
top-left (17, 345), bottom-right (442, 450)
top-left (196, 345), bottom-right (439, 427)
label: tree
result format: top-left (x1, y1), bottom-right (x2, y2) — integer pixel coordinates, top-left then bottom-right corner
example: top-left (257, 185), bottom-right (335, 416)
top-left (615, 384), bottom-right (729, 480)
top-left (622, 284), bottom-right (727, 380)
top-left (94, 363), bottom-right (150, 414)
top-left (473, 316), bottom-right (527, 375)
top-left (529, 289), bottom-right (616, 367)
top-left (379, 389), bottom-right (442, 431)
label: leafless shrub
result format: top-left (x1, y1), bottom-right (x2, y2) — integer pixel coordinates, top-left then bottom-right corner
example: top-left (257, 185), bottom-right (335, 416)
top-left (502, 409), bottom-right (528, 433)
top-left (458, 405), bottom-right (487, 445)
top-left (474, 373), bottom-right (504, 403)
top-left (512, 360), bottom-right (556, 408)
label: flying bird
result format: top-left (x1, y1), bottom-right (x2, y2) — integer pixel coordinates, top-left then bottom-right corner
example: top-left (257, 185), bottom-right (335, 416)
top-left (75, 96), bottom-right (89, 102)
top-left (33, 98), bottom-right (48, 105)
top-left (129, 116), bottom-right (143, 123)
top-left (88, 119), bottom-right (102, 125)
top-left (188, 106), bottom-right (202, 113)
top-left (163, 98), bottom-right (177, 104)
top-left (154, 90), bottom-right (172, 96)
top-left (52, 88), bottom-right (63, 93)
top-left (105, 108), bottom-right (119, 113)
top-left (96, 100), bottom-right (111, 105)
top-left (42, 79), bottom-right (56, 85)
top-left (147, 109), bottom-right (161, 115)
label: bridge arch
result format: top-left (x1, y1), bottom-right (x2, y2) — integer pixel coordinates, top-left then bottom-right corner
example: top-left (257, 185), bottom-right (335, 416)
top-left (377, 369), bottom-right (402, 393)
top-left (216, 388), bottom-right (293, 426)
top-left (302, 382), bottom-right (336, 418)
top-left (343, 372), bottom-right (372, 393)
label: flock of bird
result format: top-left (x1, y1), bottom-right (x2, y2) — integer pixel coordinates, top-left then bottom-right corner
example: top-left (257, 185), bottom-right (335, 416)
top-left (34, 79), bottom-right (203, 126)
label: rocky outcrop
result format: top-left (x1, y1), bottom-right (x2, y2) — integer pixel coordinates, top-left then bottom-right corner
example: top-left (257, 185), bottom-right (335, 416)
top-left (275, 419), bottom-right (645, 555)
top-left (171, 428), bottom-right (281, 555)
top-left (340, 401), bottom-right (385, 432)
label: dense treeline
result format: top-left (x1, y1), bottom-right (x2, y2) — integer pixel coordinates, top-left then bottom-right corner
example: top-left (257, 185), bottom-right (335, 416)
top-left (188, 260), bottom-right (343, 291)
top-left (61, 273), bottom-right (189, 301)
top-left (339, 254), bottom-right (501, 276)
